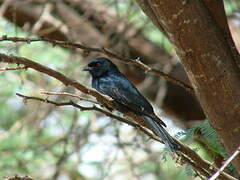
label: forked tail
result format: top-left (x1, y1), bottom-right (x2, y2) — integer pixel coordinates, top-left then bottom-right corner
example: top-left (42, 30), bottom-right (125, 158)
top-left (142, 115), bottom-right (181, 151)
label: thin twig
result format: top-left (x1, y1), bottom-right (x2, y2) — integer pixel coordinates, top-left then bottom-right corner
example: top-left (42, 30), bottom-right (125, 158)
top-left (0, 66), bottom-right (27, 71)
top-left (16, 94), bottom-right (237, 180)
top-left (0, 53), bottom-right (236, 180)
top-left (209, 145), bottom-right (240, 180)
top-left (0, 36), bottom-right (194, 93)
top-left (178, 147), bottom-right (238, 180)
top-left (16, 92), bottom-right (159, 142)
top-left (5, 175), bottom-right (34, 180)
top-left (0, 53), bottom-right (114, 107)
top-left (40, 91), bottom-right (100, 104)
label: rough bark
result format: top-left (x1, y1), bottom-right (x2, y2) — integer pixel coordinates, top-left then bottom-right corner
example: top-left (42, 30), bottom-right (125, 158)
top-left (135, 0), bottom-right (240, 173)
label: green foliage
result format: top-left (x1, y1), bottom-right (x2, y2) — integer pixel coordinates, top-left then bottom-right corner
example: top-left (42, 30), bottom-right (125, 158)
top-left (185, 120), bottom-right (237, 174)
top-left (224, 0), bottom-right (240, 15)
top-left (1, 0), bottom-right (239, 178)
top-left (185, 120), bottom-right (226, 158)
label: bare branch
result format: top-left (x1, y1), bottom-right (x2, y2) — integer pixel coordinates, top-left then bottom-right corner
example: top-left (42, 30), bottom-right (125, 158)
top-left (16, 92), bottom-right (162, 143)
top-left (0, 53), bottom-right (236, 180)
top-left (40, 91), bottom-right (100, 104)
top-left (0, 36), bottom-right (194, 93)
top-left (5, 175), bottom-right (34, 180)
top-left (0, 53), bottom-right (113, 107)
top-left (0, 66), bottom-right (27, 71)
top-left (16, 93), bottom-right (237, 180)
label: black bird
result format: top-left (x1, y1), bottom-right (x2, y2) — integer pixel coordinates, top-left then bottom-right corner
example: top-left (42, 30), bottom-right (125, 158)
top-left (83, 57), bottom-right (181, 151)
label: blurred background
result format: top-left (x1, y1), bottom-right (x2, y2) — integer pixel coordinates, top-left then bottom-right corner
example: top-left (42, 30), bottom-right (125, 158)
top-left (0, 0), bottom-right (239, 179)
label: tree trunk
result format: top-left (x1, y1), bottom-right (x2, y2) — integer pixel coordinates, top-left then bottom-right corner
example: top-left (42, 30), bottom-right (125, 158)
top-left (136, 0), bottom-right (240, 173)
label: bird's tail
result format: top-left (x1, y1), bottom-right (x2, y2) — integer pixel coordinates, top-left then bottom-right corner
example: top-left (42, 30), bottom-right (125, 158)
top-left (141, 115), bottom-right (181, 151)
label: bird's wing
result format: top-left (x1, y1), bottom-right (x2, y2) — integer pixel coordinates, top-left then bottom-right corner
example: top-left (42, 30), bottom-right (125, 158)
top-left (98, 73), bottom-right (153, 114)
top-left (112, 83), bottom-right (166, 127)
top-left (97, 73), bottom-right (166, 127)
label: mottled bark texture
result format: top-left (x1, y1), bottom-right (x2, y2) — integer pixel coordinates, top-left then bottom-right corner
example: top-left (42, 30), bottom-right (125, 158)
top-left (136, 0), bottom-right (240, 172)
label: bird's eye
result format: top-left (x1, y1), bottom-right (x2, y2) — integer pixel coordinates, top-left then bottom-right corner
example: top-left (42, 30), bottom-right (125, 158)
top-left (88, 62), bottom-right (101, 67)
top-left (95, 62), bottom-right (101, 67)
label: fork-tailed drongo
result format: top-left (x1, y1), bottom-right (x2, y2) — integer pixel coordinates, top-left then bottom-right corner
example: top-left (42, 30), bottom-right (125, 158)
top-left (83, 57), bottom-right (181, 151)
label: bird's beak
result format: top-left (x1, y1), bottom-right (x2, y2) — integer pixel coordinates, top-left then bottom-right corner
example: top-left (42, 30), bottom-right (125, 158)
top-left (83, 66), bottom-right (92, 71)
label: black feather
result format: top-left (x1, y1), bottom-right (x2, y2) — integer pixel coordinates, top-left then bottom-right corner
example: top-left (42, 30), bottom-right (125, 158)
top-left (84, 57), bottom-right (181, 151)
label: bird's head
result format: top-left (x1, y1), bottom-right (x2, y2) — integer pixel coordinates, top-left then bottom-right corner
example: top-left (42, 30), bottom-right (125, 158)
top-left (83, 57), bottom-right (119, 77)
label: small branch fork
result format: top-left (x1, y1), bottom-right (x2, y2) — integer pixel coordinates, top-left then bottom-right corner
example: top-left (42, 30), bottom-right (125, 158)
top-left (0, 35), bottom-right (194, 93)
top-left (16, 93), bottom-right (162, 143)
top-left (0, 53), bottom-right (237, 180)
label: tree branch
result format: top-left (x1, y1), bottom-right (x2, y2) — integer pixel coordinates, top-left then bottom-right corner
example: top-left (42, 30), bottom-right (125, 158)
top-left (0, 53), bottom-right (113, 107)
top-left (0, 35), bottom-right (194, 93)
top-left (0, 53), bottom-right (236, 180)
top-left (17, 92), bottom-right (237, 180)
top-left (16, 92), bottom-right (163, 143)
top-left (40, 91), bottom-right (100, 104)
top-left (0, 66), bottom-right (27, 71)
